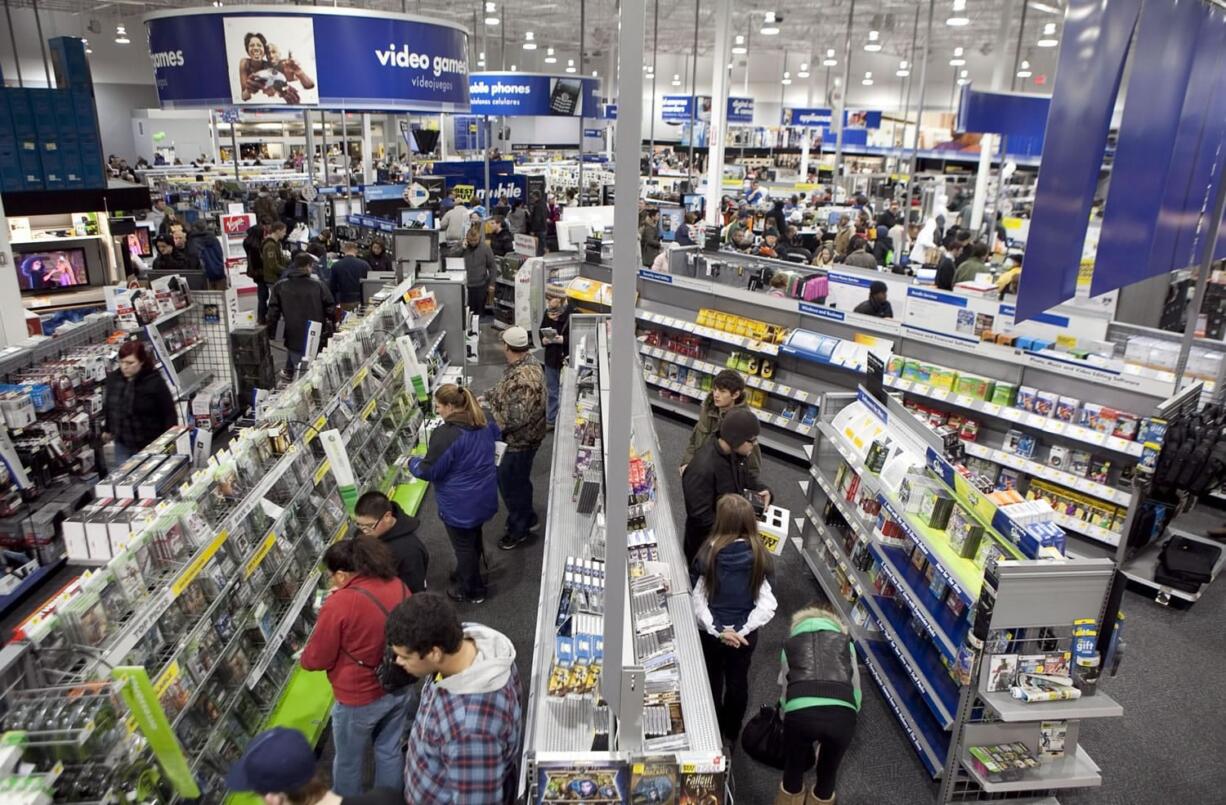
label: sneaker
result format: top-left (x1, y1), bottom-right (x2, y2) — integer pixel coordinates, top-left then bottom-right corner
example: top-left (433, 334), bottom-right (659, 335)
top-left (498, 532), bottom-right (530, 551)
top-left (447, 586), bottom-right (487, 604)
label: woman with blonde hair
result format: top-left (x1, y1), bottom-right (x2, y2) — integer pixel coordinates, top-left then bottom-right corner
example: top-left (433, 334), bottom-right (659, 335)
top-left (774, 603), bottom-right (861, 805)
top-left (408, 384), bottom-right (500, 604)
top-left (691, 494), bottom-right (777, 749)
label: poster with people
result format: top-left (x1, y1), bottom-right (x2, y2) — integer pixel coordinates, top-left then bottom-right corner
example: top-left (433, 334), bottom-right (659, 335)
top-left (223, 17), bottom-right (319, 106)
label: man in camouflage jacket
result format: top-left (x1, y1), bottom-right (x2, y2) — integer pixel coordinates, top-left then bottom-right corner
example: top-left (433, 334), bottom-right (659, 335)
top-left (485, 326), bottom-right (547, 550)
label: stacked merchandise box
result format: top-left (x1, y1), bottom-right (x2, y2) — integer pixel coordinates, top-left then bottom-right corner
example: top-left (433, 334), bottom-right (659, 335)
top-left (231, 326), bottom-right (276, 403)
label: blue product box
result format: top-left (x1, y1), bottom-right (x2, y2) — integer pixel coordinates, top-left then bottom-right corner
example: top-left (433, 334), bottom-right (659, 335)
top-left (28, 88), bottom-right (54, 116)
top-left (8, 92), bottom-right (35, 137)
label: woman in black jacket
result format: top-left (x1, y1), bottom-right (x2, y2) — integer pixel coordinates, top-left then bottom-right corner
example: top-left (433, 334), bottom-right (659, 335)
top-left (103, 341), bottom-right (177, 466)
top-left (365, 239), bottom-right (394, 273)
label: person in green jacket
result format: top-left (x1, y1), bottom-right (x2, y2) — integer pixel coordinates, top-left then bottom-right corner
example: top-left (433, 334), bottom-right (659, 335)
top-left (679, 369), bottom-right (762, 477)
top-left (260, 221), bottom-right (290, 285)
top-left (952, 241), bottom-right (991, 286)
top-left (775, 605), bottom-right (861, 805)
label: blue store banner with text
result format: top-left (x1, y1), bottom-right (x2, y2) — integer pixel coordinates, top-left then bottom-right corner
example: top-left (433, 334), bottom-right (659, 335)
top-left (1015, 0), bottom-right (1141, 323)
top-left (468, 73), bottom-right (600, 117)
top-left (145, 8), bottom-right (469, 111)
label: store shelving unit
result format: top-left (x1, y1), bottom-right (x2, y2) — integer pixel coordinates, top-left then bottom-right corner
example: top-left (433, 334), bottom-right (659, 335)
top-left (796, 386), bottom-right (1122, 801)
top-left (523, 315), bottom-right (724, 800)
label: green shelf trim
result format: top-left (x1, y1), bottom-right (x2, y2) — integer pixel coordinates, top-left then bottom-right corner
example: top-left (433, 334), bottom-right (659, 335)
top-left (393, 478), bottom-right (429, 516)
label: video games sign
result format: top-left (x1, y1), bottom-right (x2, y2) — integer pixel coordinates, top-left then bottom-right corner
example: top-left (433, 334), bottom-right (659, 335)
top-left (468, 72), bottom-right (601, 117)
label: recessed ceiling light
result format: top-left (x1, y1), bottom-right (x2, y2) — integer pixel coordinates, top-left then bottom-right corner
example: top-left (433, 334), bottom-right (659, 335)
top-left (862, 71), bottom-right (874, 86)
top-left (864, 30), bottom-right (882, 52)
top-left (545, 46), bottom-right (556, 63)
top-left (1037, 22), bottom-right (1058, 47)
top-left (782, 71), bottom-right (792, 85)
top-left (798, 63), bottom-right (810, 78)
top-left (484, 4), bottom-right (499, 25)
top-left (947, 0), bottom-right (969, 27)
top-left (1016, 59), bottom-right (1032, 78)
top-left (823, 48), bottom-right (838, 67)
top-left (522, 31), bottom-right (537, 50)
top-left (896, 59), bottom-right (910, 77)
top-left (566, 58), bottom-right (576, 74)
top-left (114, 24), bottom-right (129, 44)
top-left (761, 11), bottom-right (780, 36)
top-left (591, 70), bottom-right (598, 77)
top-left (950, 46), bottom-right (966, 66)
top-left (732, 34), bottom-right (747, 55)
top-left (510, 64), bottom-right (517, 71)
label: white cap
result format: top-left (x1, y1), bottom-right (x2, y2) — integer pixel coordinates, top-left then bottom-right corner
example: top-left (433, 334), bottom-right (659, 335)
top-left (503, 326), bottom-right (530, 348)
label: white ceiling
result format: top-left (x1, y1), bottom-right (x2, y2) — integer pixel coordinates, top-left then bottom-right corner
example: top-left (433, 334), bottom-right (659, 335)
top-left (1, 0), bottom-right (1067, 107)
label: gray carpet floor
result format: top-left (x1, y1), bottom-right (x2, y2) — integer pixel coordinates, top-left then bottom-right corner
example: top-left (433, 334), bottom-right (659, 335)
top-left (412, 324), bottom-right (1226, 804)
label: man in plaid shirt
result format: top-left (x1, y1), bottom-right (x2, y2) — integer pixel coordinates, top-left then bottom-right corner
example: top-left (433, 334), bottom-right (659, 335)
top-left (388, 592), bottom-right (522, 804)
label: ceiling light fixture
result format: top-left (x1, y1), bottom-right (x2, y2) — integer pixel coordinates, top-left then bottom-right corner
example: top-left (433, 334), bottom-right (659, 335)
top-left (545, 46), bottom-right (556, 63)
top-left (823, 48), bottom-right (837, 67)
top-left (949, 46), bottom-right (966, 66)
top-left (1016, 59), bottom-right (1032, 78)
top-left (566, 59), bottom-right (576, 74)
top-left (1037, 22), bottom-right (1059, 47)
top-left (946, 0), bottom-right (969, 27)
top-left (484, 2), bottom-right (499, 25)
top-left (896, 59), bottom-right (910, 77)
top-left (731, 34), bottom-right (747, 55)
top-left (672, 73), bottom-right (681, 86)
top-left (864, 30), bottom-right (882, 52)
top-left (782, 70), bottom-right (792, 85)
top-left (591, 70), bottom-right (598, 77)
top-left (761, 11), bottom-right (780, 36)
top-left (862, 71), bottom-right (874, 86)
top-left (798, 62), bottom-right (810, 78)
top-left (510, 64), bottom-right (517, 71)
top-left (522, 31), bottom-right (537, 50)
top-left (958, 69), bottom-right (969, 85)
top-left (114, 24), bottom-right (129, 44)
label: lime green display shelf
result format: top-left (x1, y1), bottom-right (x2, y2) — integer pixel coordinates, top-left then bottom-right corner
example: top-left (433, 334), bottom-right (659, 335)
top-left (224, 668), bottom-right (334, 805)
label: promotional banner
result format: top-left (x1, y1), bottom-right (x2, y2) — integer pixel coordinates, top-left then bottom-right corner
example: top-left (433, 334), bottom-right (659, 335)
top-left (145, 8), bottom-right (470, 111)
top-left (663, 96), bottom-right (751, 124)
top-left (1015, 0), bottom-right (1142, 322)
top-left (782, 108), bottom-right (881, 129)
top-left (468, 73), bottom-right (600, 117)
top-left (603, 104), bottom-right (618, 119)
top-left (727, 97), bottom-right (754, 124)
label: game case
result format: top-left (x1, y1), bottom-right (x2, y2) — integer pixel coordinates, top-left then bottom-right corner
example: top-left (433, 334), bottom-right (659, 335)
top-left (986, 654), bottom-right (1018, 692)
top-left (537, 761), bottom-right (629, 803)
top-left (1039, 720), bottom-right (1068, 758)
top-left (679, 769), bottom-right (726, 805)
top-left (629, 758), bottom-right (677, 804)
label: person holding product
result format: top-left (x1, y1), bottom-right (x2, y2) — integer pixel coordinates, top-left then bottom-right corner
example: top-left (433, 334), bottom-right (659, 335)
top-left (224, 727), bottom-right (404, 805)
top-left (538, 287), bottom-right (571, 430)
top-left (484, 326), bottom-right (547, 551)
top-left (408, 384), bottom-right (500, 604)
top-left (462, 224), bottom-right (496, 319)
top-left (681, 407), bottom-right (772, 562)
top-left (266, 252), bottom-right (336, 378)
top-left (679, 369), bottom-right (762, 478)
top-left (103, 341), bottom-right (177, 466)
top-left (328, 241), bottom-right (370, 309)
top-left (853, 280), bottom-right (893, 318)
top-left (299, 538), bottom-right (410, 796)
top-left (353, 491), bottom-right (428, 594)
top-left (691, 494), bottom-right (777, 750)
top-left (388, 593), bottom-right (522, 805)
top-left (774, 605), bottom-right (862, 805)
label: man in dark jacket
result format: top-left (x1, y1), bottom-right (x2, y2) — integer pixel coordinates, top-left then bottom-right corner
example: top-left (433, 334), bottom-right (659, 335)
top-left (186, 220), bottom-right (227, 289)
top-left (489, 214), bottom-right (514, 256)
top-left (853, 280), bottom-right (894, 318)
top-left (528, 191), bottom-right (548, 256)
top-left (151, 235), bottom-right (194, 273)
top-left (354, 491), bottom-right (428, 593)
top-left (329, 241), bottom-right (370, 308)
top-left (934, 240), bottom-right (963, 291)
top-left (538, 288), bottom-right (571, 429)
top-left (267, 252), bottom-right (336, 377)
top-left (681, 408), bottom-right (772, 562)
top-left (260, 222), bottom-right (290, 286)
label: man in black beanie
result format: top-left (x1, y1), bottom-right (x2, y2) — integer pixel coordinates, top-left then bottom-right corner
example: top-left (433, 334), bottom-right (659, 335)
top-left (681, 407), bottom-right (773, 562)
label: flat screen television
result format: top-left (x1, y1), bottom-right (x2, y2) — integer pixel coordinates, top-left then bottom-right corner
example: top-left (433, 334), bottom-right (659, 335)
top-left (15, 247), bottom-right (89, 293)
top-left (400, 209), bottom-right (435, 229)
top-left (126, 227), bottom-right (153, 258)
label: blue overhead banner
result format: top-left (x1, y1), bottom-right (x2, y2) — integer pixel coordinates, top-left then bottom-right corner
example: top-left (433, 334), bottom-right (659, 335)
top-left (662, 95), bottom-right (752, 124)
top-left (727, 97), bottom-right (754, 124)
top-left (144, 7), bottom-right (470, 111)
top-left (468, 73), bottom-right (600, 117)
top-left (955, 87), bottom-right (1048, 158)
top-left (603, 104), bottom-right (617, 120)
top-left (782, 107), bottom-right (881, 129)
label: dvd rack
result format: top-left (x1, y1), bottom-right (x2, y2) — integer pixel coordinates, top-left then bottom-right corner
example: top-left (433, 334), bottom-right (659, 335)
top-left (796, 387), bottom-right (1123, 801)
top-left (0, 278), bottom-right (431, 802)
top-left (523, 315), bottom-right (724, 803)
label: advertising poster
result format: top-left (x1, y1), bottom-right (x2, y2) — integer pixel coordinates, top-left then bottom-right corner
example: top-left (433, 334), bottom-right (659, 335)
top-left (468, 74), bottom-right (599, 117)
top-left (223, 17), bottom-right (319, 106)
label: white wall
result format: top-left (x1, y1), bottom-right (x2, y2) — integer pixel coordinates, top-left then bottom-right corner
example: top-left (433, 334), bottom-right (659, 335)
top-left (131, 110), bottom-right (214, 164)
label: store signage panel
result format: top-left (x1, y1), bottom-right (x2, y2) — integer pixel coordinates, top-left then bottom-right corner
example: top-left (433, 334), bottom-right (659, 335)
top-left (782, 108), bottom-right (880, 129)
top-left (603, 104), bottom-right (617, 119)
top-left (468, 73), bottom-right (600, 117)
top-left (145, 8), bottom-right (470, 111)
top-left (727, 97), bottom-right (754, 124)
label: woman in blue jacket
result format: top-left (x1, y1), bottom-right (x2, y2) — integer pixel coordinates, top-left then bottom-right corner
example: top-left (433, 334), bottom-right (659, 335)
top-left (691, 494), bottom-right (777, 749)
top-left (409, 384), bottom-right (500, 604)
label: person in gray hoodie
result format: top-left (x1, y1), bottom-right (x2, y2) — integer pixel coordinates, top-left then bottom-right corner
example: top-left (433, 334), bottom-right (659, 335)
top-left (461, 224), bottom-right (496, 319)
top-left (389, 592), bottom-right (522, 804)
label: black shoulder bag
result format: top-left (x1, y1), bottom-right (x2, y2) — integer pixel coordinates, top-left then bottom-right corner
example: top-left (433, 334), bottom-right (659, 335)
top-left (341, 584), bottom-right (417, 693)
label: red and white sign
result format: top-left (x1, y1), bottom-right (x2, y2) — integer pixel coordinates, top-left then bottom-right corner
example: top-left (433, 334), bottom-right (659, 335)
top-left (220, 213), bottom-right (255, 237)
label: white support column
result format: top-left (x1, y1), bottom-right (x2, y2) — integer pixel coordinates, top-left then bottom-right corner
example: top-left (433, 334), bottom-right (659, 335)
top-left (0, 196), bottom-right (31, 346)
top-left (971, 1), bottom-right (1016, 232)
top-left (703, 0), bottom-right (733, 226)
top-left (361, 113), bottom-right (373, 184)
top-left (439, 113), bottom-right (449, 161)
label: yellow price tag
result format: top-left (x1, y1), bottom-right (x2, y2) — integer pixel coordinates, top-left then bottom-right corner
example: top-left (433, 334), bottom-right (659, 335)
top-left (314, 460), bottom-right (331, 485)
top-left (332, 521), bottom-right (350, 543)
top-left (353, 366), bottom-right (370, 389)
top-left (361, 399), bottom-right (378, 420)
top-left (244, 532), bottom-right (279, 578)
top-left (171, 531), bottom-right (228, 597)
top-left (305, 415), bottom-right (327, 444)
top-left (154, 661), bottom-right (180, 696)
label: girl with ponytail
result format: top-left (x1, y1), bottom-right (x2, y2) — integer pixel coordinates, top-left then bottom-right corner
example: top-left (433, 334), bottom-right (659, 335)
top-left (409, 384), bottom-right (501, 604)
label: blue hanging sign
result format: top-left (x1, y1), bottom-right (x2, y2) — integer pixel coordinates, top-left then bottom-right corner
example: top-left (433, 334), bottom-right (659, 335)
top-left (468, 72), bottom-right (600, 117)
top-left (603, 104), bottom-right (618, 119)
top-left (144, 7), bottom-right (470, 111)
top-left (727, 97), bottom-right (754, 124)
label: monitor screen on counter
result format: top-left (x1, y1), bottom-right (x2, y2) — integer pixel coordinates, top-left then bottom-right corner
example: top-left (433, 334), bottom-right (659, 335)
top-left (15, 247), bottom-right (89, 293)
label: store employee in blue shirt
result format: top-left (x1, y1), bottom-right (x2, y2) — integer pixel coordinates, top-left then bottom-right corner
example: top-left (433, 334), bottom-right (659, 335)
top-left (745, 180), bottom-right (766, 205)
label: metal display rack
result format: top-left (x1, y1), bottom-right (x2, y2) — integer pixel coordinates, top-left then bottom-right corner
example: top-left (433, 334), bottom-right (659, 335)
top-left (523, 315), bottom-right (724, 800)
top-left (796, 386), bottom-right (1122, 801)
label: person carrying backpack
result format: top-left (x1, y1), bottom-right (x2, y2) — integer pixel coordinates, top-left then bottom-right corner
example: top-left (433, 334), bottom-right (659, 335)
top-left (187, 220), bottom-right (227, 289)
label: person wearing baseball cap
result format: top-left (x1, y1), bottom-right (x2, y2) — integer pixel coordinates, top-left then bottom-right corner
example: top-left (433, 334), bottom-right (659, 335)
top-left (224, 727), bottom-right (402, 804)
top-left (681, 407), bottom-right (772, 562)
top-left (484, 325), bottom-right (547, 554)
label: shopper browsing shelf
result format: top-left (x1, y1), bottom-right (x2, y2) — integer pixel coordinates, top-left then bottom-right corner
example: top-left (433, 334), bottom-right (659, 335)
top-left (681, 407), bottom-right (772, 562)
top-left (679, 369), bottom-right (762, 478)
top-left (462, 224), bottom-right (497, 319)
top-left (408, 384), bottom-right (501, 604)
top-left (353, 491), bottom-right (429, 594)
top-left (389, 593), bottom-right (523, 805)
top-left (266, 253), bottom-right (337, 377)
top-left (774, 605), bottom-right (862, 805)
top-left (691, 494), bottom-right (777, 749)
top-left (484, 327), bottom-right (547, 551)
top-left (300, 539), bottom-right (411, 796)
top-left (539, 287), bottom-right (572, 429)
top-left (103, 341), bottom-right (177, 466)
top-left (225, 727), bottom-right (404, 805)
top-left (329, 241), bottom-right (371, 309)
top-left (853, 280), bottom-right (893, 319)
top-left (640, 208), bottom-right (662, 268)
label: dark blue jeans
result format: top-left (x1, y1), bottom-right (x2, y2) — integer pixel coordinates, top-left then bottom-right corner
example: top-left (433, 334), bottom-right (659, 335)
top-left (497, 447), bottom-right (539, 537)
top-left (331, 691), bottom-right (408, 795)
top-left (256, 280), bottom-right (269, 322)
